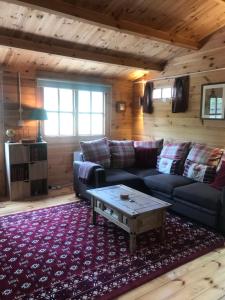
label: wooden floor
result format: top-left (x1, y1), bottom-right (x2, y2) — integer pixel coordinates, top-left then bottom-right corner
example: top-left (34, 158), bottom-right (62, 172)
top-left (1, 189), bottom-right (225, 300)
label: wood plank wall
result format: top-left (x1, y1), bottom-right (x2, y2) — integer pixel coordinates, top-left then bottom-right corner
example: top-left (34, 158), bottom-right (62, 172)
top-left (0, 71), bottom-right (133, 197)
top-left (133, 69), bottom-right (225, 148)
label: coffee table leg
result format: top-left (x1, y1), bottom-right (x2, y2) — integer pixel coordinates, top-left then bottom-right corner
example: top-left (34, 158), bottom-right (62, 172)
top-left (91, 196), bottom-right (97, 225)
top-left (130, 232), bottom-right (136, 254)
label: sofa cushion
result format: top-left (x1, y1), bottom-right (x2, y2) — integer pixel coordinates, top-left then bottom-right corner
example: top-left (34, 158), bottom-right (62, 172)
top-left (157, 157), bottom-right (180, 175)
top-left (144, 174), bottom-right (194, 194)
top-left (125, 167), bottom-right (160, 178)
top-left (104, 169), bottom-right (144, 189)
top-left (211, 161), bottom-right (225, 190)
top-left (157, 142), bottom-right (190, 175)
top-left (135, 147), bottom-right (158, 168)
top-left (80, 137), bottom-right (110, 168)
top-left (183, 160), bottom-right (216, 183)
top-left (173, 182), bottom-right (222, 211)
top-left (186, 143), bottom-right (223, 166)
top-left (134, 139), bottom-right (163, 154)
top-left (109, 140), bottom-right (135, 168)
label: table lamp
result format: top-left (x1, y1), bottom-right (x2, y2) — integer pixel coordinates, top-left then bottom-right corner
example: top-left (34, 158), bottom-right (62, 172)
top-left (29, 108), bottom-right (48, 142)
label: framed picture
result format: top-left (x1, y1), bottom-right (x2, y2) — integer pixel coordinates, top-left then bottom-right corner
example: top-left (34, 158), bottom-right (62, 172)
top-left (116, 101), bottom-right (126, 112)
top-left (201, 83), bottom-right (225, 120)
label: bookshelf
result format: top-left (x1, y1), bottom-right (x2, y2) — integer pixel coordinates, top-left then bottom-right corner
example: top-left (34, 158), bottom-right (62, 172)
top-left (5, 142), bottom-right (48, 200)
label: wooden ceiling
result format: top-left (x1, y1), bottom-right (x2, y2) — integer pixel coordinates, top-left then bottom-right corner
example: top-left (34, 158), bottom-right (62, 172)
top-left (0, 0), bottom-right (225, 80)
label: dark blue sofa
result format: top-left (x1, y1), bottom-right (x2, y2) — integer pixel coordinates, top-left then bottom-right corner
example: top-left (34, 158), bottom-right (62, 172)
top-left (73, 152), bottom-right (225, 234)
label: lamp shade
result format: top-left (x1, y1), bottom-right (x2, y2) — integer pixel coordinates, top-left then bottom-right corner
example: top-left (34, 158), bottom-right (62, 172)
top-left (29, 108), bottom-right (48, 120)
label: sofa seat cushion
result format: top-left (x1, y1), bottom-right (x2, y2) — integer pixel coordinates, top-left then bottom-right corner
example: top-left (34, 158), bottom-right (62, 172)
top-left (173, 182), bottom-right (222, 211)
top-left (144, 174), bottom-right (194, 194)
top-left (104, 169), bottom-right (144, 188)
top-left (125, 168), bottom-right (160, 178)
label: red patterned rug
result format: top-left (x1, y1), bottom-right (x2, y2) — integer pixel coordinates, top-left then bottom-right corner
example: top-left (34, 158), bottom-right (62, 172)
top-left (0, 201), bottom-right (224, 300)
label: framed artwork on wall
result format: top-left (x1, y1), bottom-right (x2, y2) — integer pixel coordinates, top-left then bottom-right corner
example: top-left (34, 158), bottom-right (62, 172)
top-left (201, 83), bottom-right (225, 120)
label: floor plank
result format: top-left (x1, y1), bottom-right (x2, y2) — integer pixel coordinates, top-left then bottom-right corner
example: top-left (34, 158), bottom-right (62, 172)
top-left (0, 190), bottom-right (225, 300)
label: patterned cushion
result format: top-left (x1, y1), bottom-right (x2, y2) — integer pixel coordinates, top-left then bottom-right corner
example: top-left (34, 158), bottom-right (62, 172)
top-left (187, 144), bottom-right (223, 167)
top-left (134, 139), bottom-right (164, 149)
top-left (183, 160), bottom-right (216, 183)
top-left (135, 147), bottom-right (158, 168)
top-left (157, 157), bottom-right (180, 175)
top-left (109, 140), bottom-right (135, 168)
top-left (80, 138), bottom-right (111, 168)
top-left (216, 150), bottom-right (225, 171)
top-left (160, 142), bottom-right (190, 160)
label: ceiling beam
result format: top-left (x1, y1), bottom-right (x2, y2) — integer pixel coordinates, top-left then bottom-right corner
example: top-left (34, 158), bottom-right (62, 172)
top-left (8, 0), bottom-right (200, 50)
top-left (0, 34), bottom-right (163, 71)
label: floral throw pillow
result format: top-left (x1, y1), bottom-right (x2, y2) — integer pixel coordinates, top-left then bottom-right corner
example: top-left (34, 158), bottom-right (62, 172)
top-left (183, 160), bottom-right (216, 183)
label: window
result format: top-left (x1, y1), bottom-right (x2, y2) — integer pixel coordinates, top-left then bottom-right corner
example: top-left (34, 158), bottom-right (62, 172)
top-left (43, 86), bottom-right (106, 136)
top-left (152, 87), bottom-right (172, 100)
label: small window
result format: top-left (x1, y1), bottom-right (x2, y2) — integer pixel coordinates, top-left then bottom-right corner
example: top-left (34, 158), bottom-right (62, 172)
top-left (162, 87), bottom-right (172, 99)
top-left (152, 87), bottom-right (172, 100)
top-left (153, 88), bottom-right (162, 99)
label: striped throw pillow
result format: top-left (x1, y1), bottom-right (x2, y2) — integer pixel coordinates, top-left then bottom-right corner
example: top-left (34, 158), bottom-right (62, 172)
top-left (109, 140), bottom-right (135, 168)
top-left (80, 138), bottom-right (111, 168)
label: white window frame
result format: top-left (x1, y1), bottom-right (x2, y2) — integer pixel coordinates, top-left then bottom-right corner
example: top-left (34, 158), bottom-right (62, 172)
top-left (39, 79), bottom-right (110, 138)
top-left (152, 86), bottom-right (173, 101)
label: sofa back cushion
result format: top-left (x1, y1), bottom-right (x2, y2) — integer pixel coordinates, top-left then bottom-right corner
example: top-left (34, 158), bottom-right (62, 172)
top-left (157, 142), bottom-right (190, 174)
top-left (135, 147), bottom-right (158, 168)
top-left (134, 139), bottom-right (163, 154)
top-left (109, 140), bottom-right (135, 168)
top-left (211, 161), bottom-right (225, 190)
top-left (183, 160), bottom-right (216, 183)
top-left (186, 144), bottom-right (223, 166)
top-left (80, 137), bottom-right (111, 168)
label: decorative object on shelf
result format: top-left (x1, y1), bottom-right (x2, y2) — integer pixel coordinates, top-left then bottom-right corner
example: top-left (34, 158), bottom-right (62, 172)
top-left (29, 108), bottom-right (48, 142)
top-left (201, 83), bottom-right (225, 120)
top-left (116, 101), bottom-right (126, 112)
top-left (140, 81), bottom-right (154, 113)
top-left (172, 75), bottom-right (189, 113)
top-left (5, 128), bottom-right (16, 143)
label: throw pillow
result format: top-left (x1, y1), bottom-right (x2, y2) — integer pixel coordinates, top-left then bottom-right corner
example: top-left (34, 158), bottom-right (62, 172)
top-left (80, 137), bottom-right (111, 168)
top-left (211, 161), bottom-right (225, 190)
top-left (183, 159), bottom-right (216, 183)
top-left (157, 142), bottom-right (190, 174)
top-left (135, 147), bottom-right (158, 168)
top-left (134, 139), bottom-right (164, 150)
top-left (109, 140), bottom-right (135, 168)
top-left (186, 144), bottom-right (223, 167)
top-left (157, 157), bottom-right (180, 175)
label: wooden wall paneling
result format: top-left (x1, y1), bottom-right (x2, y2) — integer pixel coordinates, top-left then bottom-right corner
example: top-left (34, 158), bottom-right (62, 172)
top-left (0, 70), bottom-right (133, 197)
top-left (132, 69), bottom-right (225, 148)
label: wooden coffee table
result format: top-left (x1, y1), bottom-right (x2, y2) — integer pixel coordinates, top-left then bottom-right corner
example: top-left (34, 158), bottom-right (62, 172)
top-left (87, 184), bottom-right (171, 254)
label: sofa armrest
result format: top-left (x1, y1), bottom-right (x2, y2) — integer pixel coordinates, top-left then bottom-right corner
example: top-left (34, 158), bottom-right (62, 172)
top-left (219, 187), bottom-right (225, 234)
top-left (73, 161), bottom-right (106, 194)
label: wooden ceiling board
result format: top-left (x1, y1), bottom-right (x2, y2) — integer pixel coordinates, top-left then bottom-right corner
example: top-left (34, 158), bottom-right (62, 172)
top-left (64, 0), bottom-right (225, 41)
top-left (0, 46), bottom-right (149, 80)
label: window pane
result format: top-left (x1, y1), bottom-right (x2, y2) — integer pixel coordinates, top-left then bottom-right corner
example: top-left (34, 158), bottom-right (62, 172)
top-left (92, 92), bottom-right (104, 113)
top-left (44, 112), bottom-right (58, 136)
top-left (91, 114), bottom-right (103, 135)
top-left (78, 91), bottom-right (90, 112)
top-left (78, 114), bottom-right (90, 135)
top-left (153, 88), bottom-right (161, 99)
top-left (59, 89), bottom-right (73, 112)
top-left (217, 98), bottom-right (223, 114)
top-left (60, 113), bottom-right (73, 135)
top-left (162, 88), bottom-right (172, 99)
top-left (44, 87), bottom-right (58, 111)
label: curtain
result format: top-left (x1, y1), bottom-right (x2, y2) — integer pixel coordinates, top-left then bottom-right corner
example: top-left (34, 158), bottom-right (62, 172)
top-left (142, 81), bottom-right (154, 113)
top-left (172, 76), bottom-right (189, 113)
